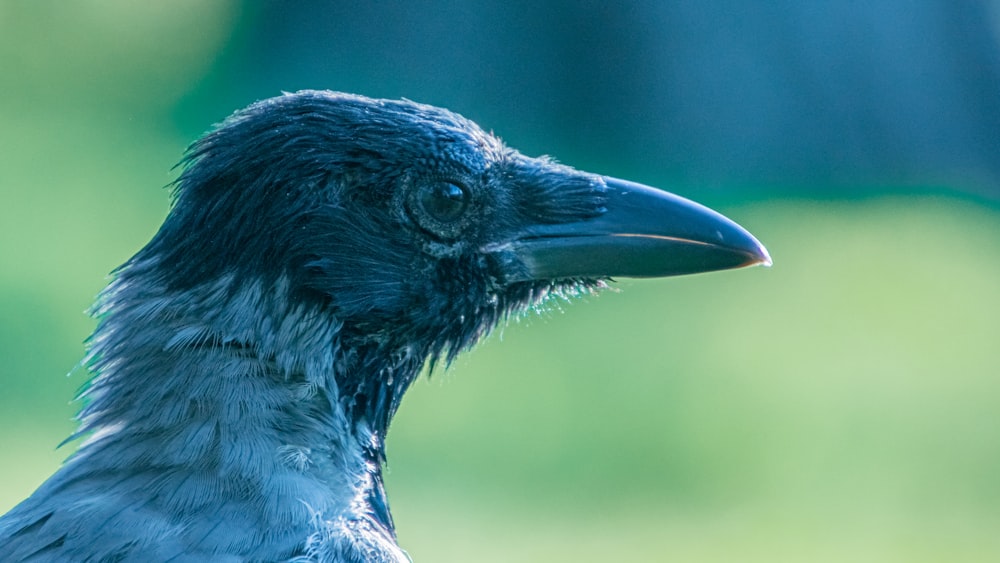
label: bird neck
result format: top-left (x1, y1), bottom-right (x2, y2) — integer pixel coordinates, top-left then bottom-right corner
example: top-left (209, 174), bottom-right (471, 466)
top-left (71, 264), bottom-right (422, 539)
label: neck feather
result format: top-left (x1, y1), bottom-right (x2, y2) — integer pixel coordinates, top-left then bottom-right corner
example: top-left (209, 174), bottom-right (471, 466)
top-left (67, 260), bottom-right (422, 549)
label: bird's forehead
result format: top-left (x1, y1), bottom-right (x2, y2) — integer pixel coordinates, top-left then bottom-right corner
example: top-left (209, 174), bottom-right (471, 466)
top-left (383, 100), bottom-right (507, 171)
top-left (430, 128), bottom-right (505, 173)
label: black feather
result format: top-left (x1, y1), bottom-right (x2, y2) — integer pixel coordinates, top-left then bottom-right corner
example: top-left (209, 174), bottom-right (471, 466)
top-left (0, 90), bottom-right (612, 561)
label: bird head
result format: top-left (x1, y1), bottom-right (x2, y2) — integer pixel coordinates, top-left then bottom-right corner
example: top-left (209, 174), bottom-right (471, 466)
top-left (124, 90), bottom-right (768, 434)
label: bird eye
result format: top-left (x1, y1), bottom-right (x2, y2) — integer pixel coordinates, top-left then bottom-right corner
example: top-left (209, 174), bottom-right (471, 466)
top-left (417, 182), bottom-right (468, 223)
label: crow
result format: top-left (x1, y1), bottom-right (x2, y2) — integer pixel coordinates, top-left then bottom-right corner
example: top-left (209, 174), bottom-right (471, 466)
top-left (0, 91), bottom-right (769, 562)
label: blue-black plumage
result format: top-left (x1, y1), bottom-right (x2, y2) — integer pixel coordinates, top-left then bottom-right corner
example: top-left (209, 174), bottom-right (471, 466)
top-left (0, 91), bottom-right (768, 562)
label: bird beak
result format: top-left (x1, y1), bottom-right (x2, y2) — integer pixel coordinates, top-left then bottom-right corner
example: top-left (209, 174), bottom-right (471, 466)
top-left (508, 177), bottom-right (771, 281)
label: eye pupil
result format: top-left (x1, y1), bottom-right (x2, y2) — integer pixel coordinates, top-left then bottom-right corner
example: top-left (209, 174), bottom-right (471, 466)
top-left (419, 182), bottom-right (468, 222)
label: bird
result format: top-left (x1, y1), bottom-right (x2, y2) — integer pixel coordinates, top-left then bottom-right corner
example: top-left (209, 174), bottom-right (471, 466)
top-left (0, 90), bottom-right (769, 562)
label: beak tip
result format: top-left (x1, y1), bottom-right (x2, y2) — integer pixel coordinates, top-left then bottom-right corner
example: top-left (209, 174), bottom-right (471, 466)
top-left (752, 242), bottom-right (772, 268)
top-left (733, 229), bottom-right (771, 269)
top-left (717, 217), bottom-right (771, 270)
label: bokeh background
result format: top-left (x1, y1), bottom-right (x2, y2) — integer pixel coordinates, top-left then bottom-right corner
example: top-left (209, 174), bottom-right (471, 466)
top-left (2, 2), bottom-right (999, 561)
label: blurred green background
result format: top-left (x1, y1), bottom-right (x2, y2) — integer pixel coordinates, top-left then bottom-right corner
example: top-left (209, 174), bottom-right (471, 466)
top-left (2, 3), bottom-right (999, 561)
